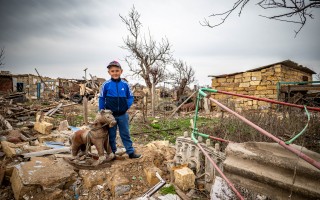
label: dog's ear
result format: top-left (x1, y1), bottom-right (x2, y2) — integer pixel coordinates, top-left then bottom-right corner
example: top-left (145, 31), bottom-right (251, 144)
top-left (105, 109), bottom-right (112, 114)
top-left (100, 109), bottom-right (106, 114)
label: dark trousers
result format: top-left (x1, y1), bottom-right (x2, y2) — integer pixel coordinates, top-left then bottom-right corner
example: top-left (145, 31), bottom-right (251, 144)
top-left (108, 113), bottom-right (134, 155)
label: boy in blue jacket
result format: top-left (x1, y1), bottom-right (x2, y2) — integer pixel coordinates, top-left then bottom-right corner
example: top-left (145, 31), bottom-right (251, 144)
top-left (99, 60), bottom-right (142, 159)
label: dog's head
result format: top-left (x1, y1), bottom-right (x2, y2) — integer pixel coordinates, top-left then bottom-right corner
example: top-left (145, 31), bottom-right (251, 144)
top-left (94, 109), bottom-right (117, 128)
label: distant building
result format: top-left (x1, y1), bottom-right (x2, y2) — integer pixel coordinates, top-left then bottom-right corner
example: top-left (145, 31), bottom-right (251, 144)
top-left (209, 60), bottom-right (318, 111)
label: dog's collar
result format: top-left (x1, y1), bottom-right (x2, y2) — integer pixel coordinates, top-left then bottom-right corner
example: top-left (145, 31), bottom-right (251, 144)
top-left (90, 123), bottom-right (109, 131)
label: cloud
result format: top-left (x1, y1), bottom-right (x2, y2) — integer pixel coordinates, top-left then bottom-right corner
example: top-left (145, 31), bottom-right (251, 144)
top-left (0, 0), bottom-right (319, 85)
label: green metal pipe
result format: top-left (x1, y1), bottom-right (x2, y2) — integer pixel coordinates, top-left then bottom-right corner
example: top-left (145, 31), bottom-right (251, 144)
top-left (285, 105), bottom-right (310, 144)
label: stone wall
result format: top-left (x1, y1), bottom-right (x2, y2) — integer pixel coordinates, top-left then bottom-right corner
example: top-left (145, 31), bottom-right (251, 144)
top-left (211, 64), bottom-right (313, 112)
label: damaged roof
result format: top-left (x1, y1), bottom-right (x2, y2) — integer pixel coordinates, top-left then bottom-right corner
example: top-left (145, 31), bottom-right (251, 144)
top-left (209, 60), bottom-right (316, 78)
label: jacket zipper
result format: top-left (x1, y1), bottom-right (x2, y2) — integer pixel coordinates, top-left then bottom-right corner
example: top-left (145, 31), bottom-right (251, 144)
top-left (116, 82), bottom-right (119, 114)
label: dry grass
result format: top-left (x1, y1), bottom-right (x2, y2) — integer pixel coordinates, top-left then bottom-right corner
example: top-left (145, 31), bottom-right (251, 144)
top-left (199, 105), bottom-right (320, 153)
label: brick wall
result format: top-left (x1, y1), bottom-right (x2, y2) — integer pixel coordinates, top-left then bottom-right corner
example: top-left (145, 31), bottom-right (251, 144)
top-left (210, 64), bottom-right (313, 112)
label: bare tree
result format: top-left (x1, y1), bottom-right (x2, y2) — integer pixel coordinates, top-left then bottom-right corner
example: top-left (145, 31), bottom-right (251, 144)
top-left (201, 0), bottom-right (320, 36)
top-left (0, 47), bottom-right (4, 66)
top-left (120, 6), bottom-right (173, 94)
top-left (170, 60), bottom-right (196, 101)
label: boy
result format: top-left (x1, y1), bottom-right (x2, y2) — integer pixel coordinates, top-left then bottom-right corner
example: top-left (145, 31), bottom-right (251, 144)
top-left (99, 60), bottom-right (142, 159)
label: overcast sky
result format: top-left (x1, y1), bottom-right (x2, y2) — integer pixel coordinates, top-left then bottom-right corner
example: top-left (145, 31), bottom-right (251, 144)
top-left (1, 0), bottom-right (320, 86)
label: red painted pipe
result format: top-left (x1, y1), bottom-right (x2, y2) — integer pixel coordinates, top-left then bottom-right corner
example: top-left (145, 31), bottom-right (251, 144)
top-left (209, 135), bottom-right (233, 143)
top-left (209, 97), bottom-right (320, 170)
top-left (217, 90), bottom-right (320, 112)
top-left (197, 143), bottom-right (244, 200)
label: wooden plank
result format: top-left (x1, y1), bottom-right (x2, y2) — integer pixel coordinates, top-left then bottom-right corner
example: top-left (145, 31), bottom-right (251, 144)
top-left (281, 85), bottom-right (320, 92)
top-left (21, 147), bottom-right (70, 158)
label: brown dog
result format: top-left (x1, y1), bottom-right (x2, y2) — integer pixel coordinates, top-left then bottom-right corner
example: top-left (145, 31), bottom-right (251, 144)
top-left (69, 109), bottom-right (117, 165)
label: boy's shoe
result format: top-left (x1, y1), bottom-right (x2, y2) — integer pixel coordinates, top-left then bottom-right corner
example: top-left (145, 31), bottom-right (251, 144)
top-left (129, 153), bottom-right (142, 159)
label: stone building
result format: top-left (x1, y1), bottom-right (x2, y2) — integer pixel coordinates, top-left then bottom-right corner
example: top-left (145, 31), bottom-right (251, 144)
top-left (209, 60), bottom-right (317, 111)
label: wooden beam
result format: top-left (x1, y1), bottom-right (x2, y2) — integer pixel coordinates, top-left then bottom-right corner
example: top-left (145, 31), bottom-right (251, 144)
top-left (281, 85), bottom-right (320, 92)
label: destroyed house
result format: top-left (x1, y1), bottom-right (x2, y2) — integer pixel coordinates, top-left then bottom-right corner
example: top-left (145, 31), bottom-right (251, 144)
top-left (0, 71), bottom-right (59, 99)
top-left (209, 60), bottom-right (318, 111)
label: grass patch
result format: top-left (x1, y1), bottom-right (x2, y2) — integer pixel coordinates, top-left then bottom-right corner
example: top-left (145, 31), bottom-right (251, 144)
top-left (159, 184), bottom-right (176, 195)
top-left (130, 116), bottom-right (219, 144)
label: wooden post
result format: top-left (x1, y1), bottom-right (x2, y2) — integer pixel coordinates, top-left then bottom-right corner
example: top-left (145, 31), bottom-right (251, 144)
top-left (145, 92), bottom-right (148, 119)
top-left (203, 98), bottom-right (210, 114)
top-left (83, 96), bottom-right (88, 125)
top-left (151, 82), bottom-right (155, 117)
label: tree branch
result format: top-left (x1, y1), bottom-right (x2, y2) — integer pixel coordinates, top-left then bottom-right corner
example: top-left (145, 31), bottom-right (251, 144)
top-left (202, 0), bottom-right (320, 36)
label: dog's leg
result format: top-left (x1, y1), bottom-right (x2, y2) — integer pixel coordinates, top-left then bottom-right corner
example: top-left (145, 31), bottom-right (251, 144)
top-left (104, 134), bottom-right (114, 161)
top-left (92, 138), bottom-right (106, 165)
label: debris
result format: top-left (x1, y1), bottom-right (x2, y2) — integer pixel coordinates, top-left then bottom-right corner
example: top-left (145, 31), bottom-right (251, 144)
top-left (1, 141), bottom-right (22, 157)
top-left (10, 157), bottom-right (76, 200)
top-left (158, 194), bottom-right (181, 200)
top-left (33, 121), bottom-right (53, 134)
top-left (45, 103), bottom-right (62, 116)
top-left (0, 114), bottom-right (13, 130)
top-left (108, 172), bottom-right (131, 197)
top-left (58, 120), bottom-right (69, 131)
top-left (79, 170), bottom-right (108, 189)
top-left (144, 166), bottom-right (163, 186)
top-left (174, 167), bottom-right (195, 191)
top-left (21, 147), bottom-right (70, 158)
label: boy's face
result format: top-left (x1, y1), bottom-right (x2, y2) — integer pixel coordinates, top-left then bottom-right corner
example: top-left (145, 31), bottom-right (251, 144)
top-left (108, 66), bottom-right (123, 79)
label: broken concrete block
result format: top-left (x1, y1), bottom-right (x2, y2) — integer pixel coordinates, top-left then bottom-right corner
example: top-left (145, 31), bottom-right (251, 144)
top-left (174, 167), bottom-right (195, 191)
top-left (10, 157), bottom-right (76, 200)
top-left (36, 112), bottom-right (55, 123)
top-left (34, 121), bottom-right (53, 134)
top-left (108, 172), bottom-right (131, 197)
top-left (1, 141), bottom-right (22, 157)
top-left (58, 120), bottom-right (69, 131)
top-left (6, 130), bottom-right (23, 143)
top-left (144, 166), bottom-right (163, 186)
top-left (79, 170), bottom-right (108, 189)
top-left (37, 133), bottom-right (65, 143)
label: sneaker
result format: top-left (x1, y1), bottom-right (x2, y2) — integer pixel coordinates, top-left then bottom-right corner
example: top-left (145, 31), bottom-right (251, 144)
top-left (129, 153), bottom-right (142, 159)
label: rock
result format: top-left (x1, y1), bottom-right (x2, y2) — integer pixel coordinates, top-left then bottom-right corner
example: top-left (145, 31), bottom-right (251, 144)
top-left (131, 111), bottom-right (145, 123)
top-left (144, 166), bottom-right (163, 186)
top-left (152, 140), bottom-right (170, 148)
top-left (210, 176), bottom-right (234, 200)
top-left (58, 120), bottom-right (69, 131)
top-left (37, 133), bottom-right (66, 143)
top-left (1, 141), bottom-right (22, 157)
top-left (6, 130), bottom-right (23, 143)
top-left (174, 167), bottom-right (195, 191)
top-left (10, 157), bottom-right (76, 200)
top-left (34, 121), bottom-right (53, 134)
top-left (158, 194), bottom-right (181, 200)
top-left (79, 170), bottom-right (108, 189)
top-left (108, 171), bottom-right (131, 197)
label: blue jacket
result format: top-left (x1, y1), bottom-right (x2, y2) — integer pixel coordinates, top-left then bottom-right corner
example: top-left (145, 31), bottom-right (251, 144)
top-left (98, 78), bottom-right (134, 116)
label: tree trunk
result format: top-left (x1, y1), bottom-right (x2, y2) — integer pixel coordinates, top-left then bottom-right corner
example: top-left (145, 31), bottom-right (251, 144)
top-left (177, 78), bottom-right (187, 101)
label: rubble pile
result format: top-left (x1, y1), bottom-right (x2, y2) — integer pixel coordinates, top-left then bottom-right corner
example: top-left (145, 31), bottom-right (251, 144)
top-left (0, 95), bottom-right (189, 200)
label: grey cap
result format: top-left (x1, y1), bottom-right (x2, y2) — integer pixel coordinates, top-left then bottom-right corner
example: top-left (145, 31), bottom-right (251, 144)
top-left (107, 61), bottom-right (122, 69)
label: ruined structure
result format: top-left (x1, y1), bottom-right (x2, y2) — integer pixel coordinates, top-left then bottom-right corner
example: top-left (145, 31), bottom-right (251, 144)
top-left (0, 71), bottom-right (58, 99)
top-left (209, 60), bottom-right (318, 111)
top-left (174, 133), bottom-right (225, 192)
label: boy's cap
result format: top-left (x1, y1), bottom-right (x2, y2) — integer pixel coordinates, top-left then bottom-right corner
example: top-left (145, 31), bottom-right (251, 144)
top-left (107, 61), bottom-right (122, 69)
